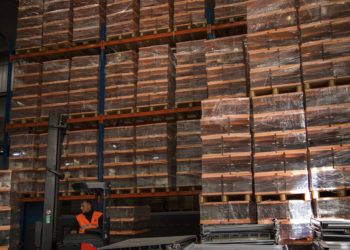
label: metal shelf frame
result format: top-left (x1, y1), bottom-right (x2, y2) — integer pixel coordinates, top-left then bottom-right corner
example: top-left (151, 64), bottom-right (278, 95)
top-left (4, 3), bottom-right (246, 200)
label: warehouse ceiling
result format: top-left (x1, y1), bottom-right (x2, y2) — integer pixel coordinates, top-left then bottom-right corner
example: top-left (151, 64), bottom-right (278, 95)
top-left (0, 0), bottom-right (18, 59)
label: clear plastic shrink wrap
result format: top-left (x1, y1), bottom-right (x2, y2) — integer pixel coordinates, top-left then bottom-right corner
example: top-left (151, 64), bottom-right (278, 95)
top-left (107, 0), bottom-right (139, 39)
top-left (176, 120), bottom-right (202, 187)
top-left (105, 51), bottom-right (138, 111)
top-left (175, 40), bottom-right (207, 104)
top-left (137, 44), bottom-right (175, 108)
top-left (104, 126), bottom-right (136, 189)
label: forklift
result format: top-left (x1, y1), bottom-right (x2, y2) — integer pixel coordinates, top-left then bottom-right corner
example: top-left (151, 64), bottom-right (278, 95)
top-left (34, 113), bottom-right (110, 250)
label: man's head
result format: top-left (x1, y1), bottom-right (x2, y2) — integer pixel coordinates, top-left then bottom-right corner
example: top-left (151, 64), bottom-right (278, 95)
top-left (80, 200), bottom-right (92, 214)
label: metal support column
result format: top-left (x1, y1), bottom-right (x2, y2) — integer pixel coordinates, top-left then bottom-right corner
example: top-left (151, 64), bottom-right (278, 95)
top-left (2, 42), bottom-right (14, 169)
top-left (98, 24), bottom-right (106, 183)
top-left (205, 0), bottom-right (215, 39)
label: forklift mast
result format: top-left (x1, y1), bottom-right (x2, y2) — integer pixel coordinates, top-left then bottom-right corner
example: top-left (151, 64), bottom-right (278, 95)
top-left (39, 113), bottom-right (67, 249)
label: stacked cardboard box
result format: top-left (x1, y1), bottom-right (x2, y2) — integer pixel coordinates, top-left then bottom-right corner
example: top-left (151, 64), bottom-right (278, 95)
top-left (176, 120), bottom-right (201, 187)
top-left (174, 0), bottom-right (205, 29)
top-left (135, 123), bottom-right (176, 189)
top-left (175, 40), bottom-right (207, 104)
top-left (60, 129), bottom-right (98, 194)
top-left (205, 36), bottom-right (247, 99)
top-left (299, 0), bottom-right (350, 86)
top-left (306, 85), bottom-right (350, 217)
top-left (69, 55), bottom-right (99, 115)
top-left (214, 0), bottom-right (247, 23)
top-left (105, 51), bottom-right (138, 113)
top-left (73, 0), bottom-right (105, 43)
top-left (108, 206), bottom-right (150, 239)
top-left (16, 0), bottom-right (43, 51)
top-left (0, 171), bottom-right (20, 249)
top-left (200, 98), bottom-right (255, 225)
top-left (43, 0), bottom-right (72, 48)
top-left (106, 0), bottom-right (139, 40)
top-left (104, 126), bottom-right (136, 192)
top-left (140, 0), bottom-right (174, 34)
top-left (12, 62), bottom-right (41, 122)
top-left (41, 59), bottom-right (70, 118)
top-left (253, 92), bottom-right (311, 241)
top-left (247, 0), bottom-right (301, 93)
top-left (137, 45), bottom-right (175, 110)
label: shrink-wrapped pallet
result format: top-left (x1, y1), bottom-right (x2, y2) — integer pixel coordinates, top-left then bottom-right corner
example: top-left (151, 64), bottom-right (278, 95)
top-left (69, 55), bottom-right (99, 115)
top-left (174, 0), bottom-right (205, 29)
top-left (140, 0), bottom-right (174, 34)
top-left (73, 0), bottom-right (105, 43)
top-left (135, 123), bottom-right (176, 189)
top-left (12, 62), bottom-right (42, 121)
top-left (176, 120), bottom-right (201, 187)
top-left (137, 45), bottom-right (175, 109)
top-left (60, 129), bottom-right (98, 193)
top-left (104, 126), bottom-right (136, 190)
top-left (16, 0), bottom-right (43, 51)
top-left (105, 51), bottom-right (138, 112)
top-left (175, 40), bottom-right (207, 104)
top-left (106, 0), bottom-right (139, 39)
top-left (43, 0), bottom-right (72, 47)
top-left (205, 36), bottom-right (247, 99)
top-left (108, 206), bottom-right (150, 237)
top-left (41, 59), bottom-right (70, 117)
top-left (215, 0), bottom-right (247, 24)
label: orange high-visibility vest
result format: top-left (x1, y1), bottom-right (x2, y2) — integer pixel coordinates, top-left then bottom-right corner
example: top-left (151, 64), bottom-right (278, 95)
top-left (76, 211), bottom-right (103, 234)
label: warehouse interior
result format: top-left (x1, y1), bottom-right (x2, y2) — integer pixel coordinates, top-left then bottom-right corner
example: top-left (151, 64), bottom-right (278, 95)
top-left (0, 0), bottom-right (349, 249)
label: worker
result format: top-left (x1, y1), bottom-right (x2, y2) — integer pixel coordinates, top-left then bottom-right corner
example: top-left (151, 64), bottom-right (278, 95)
top-left (75, 200), bottom-right (103, 234)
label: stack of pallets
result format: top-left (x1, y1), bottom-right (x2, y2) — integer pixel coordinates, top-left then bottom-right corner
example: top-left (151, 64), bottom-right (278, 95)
top-left (12, 62), bottom-right (41, 123)
top-left (175, 40), bottom-right (207, 106)
top-left (214, 0), bottom-right (247, 24)
top-left (16, 0), bottom-right (43, 52)
top-left (247, 0), bottom-right (301, 95)
top-left (135, 123), bottom-right (176, 191)
top-left (200, 98), bottom-right (255, 225)
top-left (139, 0), bottom-right (174, 35)
top-left (306, 85), bottom-right (350, 218)
top-left (108, 206), bottom-right (150, 240)
top-left (69, 55), bottom-right (99, 117)
top-left (43, 0), bottom-right (72, 49)
top-left (0, 171), bottom-right (20, 249)
top-left (137, 45), bottom-right (175, 111)
top-left (174, 0), bottom-right (205, 30)
top-left (205, 35), bottom-right (247, 99)
top-left (252, 92), bottom-right (312, 242)
top-left (105, 51), bottom-right (138, 114)
top-left (104, 126), bottom-right (136, 193)
top-left (299, 0), bottom-right (350, 87)
top-left (106, 0), bottom-right (139, 40)
top-left (176, 120), bottom-right (202, 188)
top-left (72, 0), bottom-right (105, 43)
top-left (41, 59), bottom-right (70, 118)
top-left (60, 129), bottom-right (98, 194)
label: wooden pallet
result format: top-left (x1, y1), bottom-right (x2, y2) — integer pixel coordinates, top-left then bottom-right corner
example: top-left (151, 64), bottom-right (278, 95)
top-left (312, 188), bottom-right (350, 200)
top-left (105, 108), bottom-right (135, 115)
top-left (16, 46), bottom-right (42, 55)
top-left (200, 218), bottom-right (256, 225)
top-left (72, 38), bottom-right (100, 47)
top-left (175, 101), bottom-right (201, 108)
top-left (107, 32), bottom-right (137, 41)
top-left (304, 77), bottom-right (350, 90)
top-left (200, 193), bottom-right (252, 203)
top-left (140, 27), bottom-right (172, 36)
top-left (136, 104), bottom-right (169, 112)
top-left (174, 22), bottom-right (206, 31)
top-left (68, 112), bottom-right (98, 119)
top-left (176, 186), bottom-right (201, 192)
top-left (10, 117), bottom-right (41, 125)
top-left (256, 192), bottom-right (311, 202)
top-left (110, 229), bottom-right (149, 236)
top-left (136, 186), bottom-right (171, 193)
top-left (42, 41), bottom-right (71, 51)
top-left (250, 84), bottom-right (302, 97)
top-left (279, 238), bottom-right (313, 246)
top-left (111, 188), bottom-right (136, 195)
